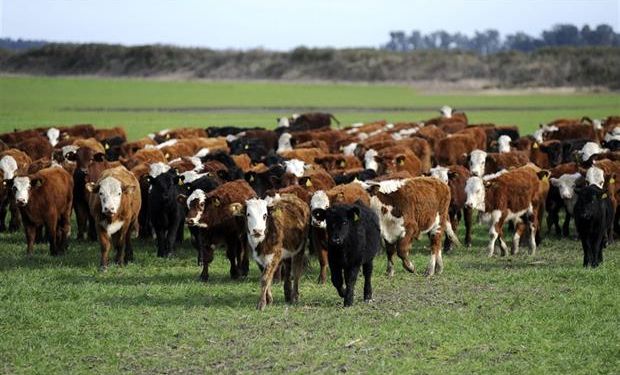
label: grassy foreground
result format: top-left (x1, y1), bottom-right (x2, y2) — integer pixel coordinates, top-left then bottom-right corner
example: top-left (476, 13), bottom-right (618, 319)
top-left (0, 76), bottom-right (619, 373)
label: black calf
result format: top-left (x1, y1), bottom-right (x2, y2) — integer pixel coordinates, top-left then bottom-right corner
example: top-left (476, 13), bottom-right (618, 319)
top-left (314, 201), bottom-right (381, 307)
top-left (147, 170), bottom-right (186, 257)
top-left (574, 185), bottom-right (613, 268)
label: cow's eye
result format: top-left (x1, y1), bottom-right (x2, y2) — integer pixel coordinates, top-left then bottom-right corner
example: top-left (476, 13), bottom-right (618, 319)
top-left (263, 214), bottom-right (267, 220)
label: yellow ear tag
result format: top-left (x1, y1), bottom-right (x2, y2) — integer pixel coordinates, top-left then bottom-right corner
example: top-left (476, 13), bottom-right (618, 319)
top-left (602, 193), bottom-right (608, 198)
top-left (542, 175), bottom-right (549, 182)
top-left (104, 143), bottom-right (110, 150)
top-left (214, 199), bottom-right (220, 207)
top-left (165, 153), bottom-right (170, 159)
top-left (397, 159), bottom-right (405, 166)
top-left (610, 178), bottom-right (615, 184)
top-left (532, 143), bottom-right (539, 149)
top-left (339, 160), bottom-right (346, 168)
top-left (274, 208), bottom-right (281, 217)
top-left (244, 144), bottom-right (249, 150)
top-left (305, 179), bottom-right (313, 187)
top-left (249, 175), bottom-right (254, 182)
top-left (353, 213), bottom-right (360, 222)
top-left (178, 179), bottom-right (183, 186)
top-left (166, 134), bottom-right (171, 139)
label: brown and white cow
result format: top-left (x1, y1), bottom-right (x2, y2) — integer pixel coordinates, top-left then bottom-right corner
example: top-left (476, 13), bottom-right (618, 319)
top-left (86, 166), bottom-right (141, 270)
top-left (230, 194), bottom-right (310, 310)
top-left (13, 166), bottom-right (73, 256)
top-left (362, 177), bottom-right (460, 277)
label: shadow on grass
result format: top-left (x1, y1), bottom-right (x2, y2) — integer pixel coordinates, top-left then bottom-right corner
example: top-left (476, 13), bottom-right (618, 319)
top-left (95, 290), bottom-right (259, 309)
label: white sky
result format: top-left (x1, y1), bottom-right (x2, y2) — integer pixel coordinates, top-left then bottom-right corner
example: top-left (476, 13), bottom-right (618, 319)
top-left (1, 0), bottom-right (618, 50)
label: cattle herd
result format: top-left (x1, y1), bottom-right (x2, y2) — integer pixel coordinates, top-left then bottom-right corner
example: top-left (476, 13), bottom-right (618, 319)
top-left (1, 108), bottom-right (619, 309)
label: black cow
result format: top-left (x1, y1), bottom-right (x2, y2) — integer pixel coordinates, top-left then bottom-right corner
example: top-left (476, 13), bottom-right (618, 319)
top-left (200, 152), bottom-right (244, 181)
top-left (228, 138), bottom-right (270, 163)
top-left (245, 165), bottom-right (287, 197)
top-left (314, 201), bottom-right (381, 307)
top-left (205, 126), bottom-right (265, 137)
top-left (562, 139), bottom-right (590, 163)
top-left (102, 136), bottom-right (126, 161)
top-left (574, 185), bottom-right (613, 268)
top-left (147, 170), bottom-right (186, 257)
top-left (333, 169), bottom-right (378, 185)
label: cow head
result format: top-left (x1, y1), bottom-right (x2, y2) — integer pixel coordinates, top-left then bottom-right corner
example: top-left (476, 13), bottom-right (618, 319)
top-left (323, 204), bottom-right (361, 247)
top-left (12, 176), bottom-right (43, 207)
top-left (46, 128), bottom-right (60, 147)
top-left (585, 166), bottom-right (605, 189)
top-left (277, 133), bottom-right (293, 153)
top-left (71, 147), bottom-right (106, 173)
top-left (468, 150), bottom-right (487, 177)
top-left (429, 166), bottom-right (450, 184)
top-left (310, 190), bottom-right (330, 228)
top-left (86, 176), bottom-right (135, 219)
top-left (148, 170), bottom-right (184, 204)
top-left (550, 173), bottom-right (583, 200)
top-left (364, 149), bottom-right (379, 172)
top-left (464, 176), bottom-right (486, 211)
top-left (244, 198), bottom-right (269, 246)
top-left (497, 135), bottom-right (511, 153)
top-left (182, 188), bottom-right (207, 227)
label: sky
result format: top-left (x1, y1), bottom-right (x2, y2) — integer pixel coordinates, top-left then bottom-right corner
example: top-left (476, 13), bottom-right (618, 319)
top-left (1, 0), bottom-right (618, 50)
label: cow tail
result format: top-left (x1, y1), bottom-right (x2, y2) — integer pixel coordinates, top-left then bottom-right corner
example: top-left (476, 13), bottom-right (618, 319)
top-left (330, 114), bottom-right (341, 127)
top-left (444, 219), bottom-right (461, 248)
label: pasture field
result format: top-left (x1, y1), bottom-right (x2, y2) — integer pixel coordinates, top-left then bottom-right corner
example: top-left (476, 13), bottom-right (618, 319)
top-left (0, 76), bottom-right (619, 374)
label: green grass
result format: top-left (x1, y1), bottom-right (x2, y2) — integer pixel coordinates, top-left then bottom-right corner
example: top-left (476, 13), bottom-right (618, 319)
top-left (0, 75), bottom-right (619, 374)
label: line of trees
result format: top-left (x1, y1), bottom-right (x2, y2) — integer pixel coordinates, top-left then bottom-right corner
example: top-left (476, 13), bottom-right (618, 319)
top-left (383, 24), bottom-right (620, 54)
top-left (0, 38), bottom-right (48, 52)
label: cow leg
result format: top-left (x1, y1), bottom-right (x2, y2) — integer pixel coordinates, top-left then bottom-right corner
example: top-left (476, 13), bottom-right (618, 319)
top-left (291, 251), bottom-right (304, 304)
top-left (200, 242), bottom-right (215, 282)
top-left (225, 237), bottom-right (241, 280)
top-left (175, 219), bottom-right (184, 244)
top-left (362, 261), bottom-right (373, 302)
top-left (512, 222), bottom-right (526, 255)
top-left (75, 202), bottom-right (88, 240)
top-left (0, 197), bottom-right (8, 232)
top-left (426, 228), bottom-right (443, 277)
top-left (168, 217), bottom-right (182, 255)
top-left (397, 235), bottom-right (416, 274)
top-left (45, 214), bottom-right (59, 256)
top-left (529, 222), bottom-right (538, 256)
top-left (343, 264), bottom-right (360, 307)
top-left (547, 207), bottom-right (560, 236)
top-left (488, 222), bottom-right (500, 257)
top-left (257, 253), bottom-right (280, 311)
top-left (498, 221), bottom-right (509, 256)
top-left (24, 222), bottom-right (37, 256)
top-left (385, 242), bottom-right (397, 277)
top-left (87, 213), bottom-right (97, 241)
top-left (443, 210), bottom-right (458, 253)
top-left (99, 231), bottom-right (111, 271)
top-left (282, 258), bottom-right (293, 303)
top-left (155, 228), bottom-right (167, 257)
top-left (58, 210), bottom-right (71, 254)
top-left (591, 236), bottom-right (604, 268)
top-left (464, 207), bottom-right (473, 248)
top-left (8, 199), bottom-right (21, 232)
top-left (310, 228), bottom-right (328, 284)
top-left (581, 237), bottom-right (591, 267)
top-left (562, 212), bottom-right (571, 238)
top-left (113, 229), bottom-right (129, 266)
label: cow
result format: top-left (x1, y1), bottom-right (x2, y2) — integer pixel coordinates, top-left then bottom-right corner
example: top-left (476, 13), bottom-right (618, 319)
top-left (15, 136), bottom-right (53, 161)
top-left (574, 184), bottom-right (613, 268)
top-left (363, 177), bottom-right (460, 277)
top-left (277, 112), bottom-right (339, 131)
top-left (465, 167), bottom-right (542, 256)
top-left (13, 166), bottom-right (73, 256)
top-left (313, 202), bottom-right (381, 306)
top-left (549, 172), bottom-right (585, 238)
top-left (229, 194), bottom-right (310, 310)
top-left (435, 134), bottom-right (477, 166)
top-left (310, 183), bottom-right (372, 284)
top-left (181, 179), bottom-right (256, 281)
top-left (0, 149), bottom-right (32, 232)
top-left (86, 166), bottom-right (141, 270)
top-left (467, 150), bottom-right (531, 177)
top-left (147, 169), bottom-right (186, 258)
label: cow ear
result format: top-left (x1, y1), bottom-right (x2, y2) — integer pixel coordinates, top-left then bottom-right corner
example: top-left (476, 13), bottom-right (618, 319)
top-left (299, 176), bottom-right (313, 188)
top-left (174, 175), bottom-right (185, 186)
top-left (93, 153), bottom-right (106, 162)
top-left (211, 197), bottom-right (221, 207)
top-left (85, 182), bottom-right (98, 193)
top-left (65, 151), bottom-right (77, 161)
top-left (368, 185), bottom-right (380, 196)
top-left (312, 208), bottom-right (326, 222)
top-left (447, 171), bottom-right (457, 180)
top-left (245, 172), bottom-right (256, 183)
top-left (228, 202), bottom-right (244, 216)
top-left (123, 185), bottom-right (136, 194)
top-left (177, 194), bottom-right (187, 205)
top-left (104, 142), bottom-right (110, 150)
top-left (537, 170), bottom-right (550, 181)
top-left (269, 175), bottom-right (282, 187)
top-left (348, 206), bottom-right (361, 222)
top-left (216, 169), bottom-right (230, 181)
top-left (396, 155), bottom-right (406, 166)
top-left (31, 178), bottom-right (44, 188)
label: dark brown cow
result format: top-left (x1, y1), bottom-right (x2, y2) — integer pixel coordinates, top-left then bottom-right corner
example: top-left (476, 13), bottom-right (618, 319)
top-left (435, 134), bottom-right (477, 166)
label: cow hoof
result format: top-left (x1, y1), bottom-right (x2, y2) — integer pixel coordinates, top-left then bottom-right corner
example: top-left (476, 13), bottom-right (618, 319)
top-left (386, 268), bottom-right (395, 277)
top-left (424, 269), bottom-right (435, 277)
top-left (317, 276), bottom-right (326, 285)
top-left (403, 261), bottom-right (416, 274)
top-left (364, 298), bottom-right (374, 304)
top-left (99, 266), bottom-right (108, 273)
top-left (257, 300), bottom-right (267, 311)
